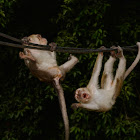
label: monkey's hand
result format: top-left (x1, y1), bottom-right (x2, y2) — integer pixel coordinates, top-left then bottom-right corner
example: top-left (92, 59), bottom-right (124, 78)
top-left (49, 42), bottom-right (57, 52)
top-left (71, 103), bottom-right (81, 110)
top-left (99, 46), bottom-right (106, 56)
top-left (19, 51), bottom-right (36, 62)
top-left (21, 37), bottom-right (30, 45)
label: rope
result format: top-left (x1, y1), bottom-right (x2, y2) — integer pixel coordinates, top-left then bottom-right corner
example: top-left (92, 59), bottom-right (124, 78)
top-left (0, 32), bottom-right (138, 53)
top-left (0, 32), bottom-right (22, 43)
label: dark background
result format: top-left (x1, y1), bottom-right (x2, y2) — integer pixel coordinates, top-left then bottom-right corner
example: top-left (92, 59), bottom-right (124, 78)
top-left (0, 0), bottom-right (140, 139)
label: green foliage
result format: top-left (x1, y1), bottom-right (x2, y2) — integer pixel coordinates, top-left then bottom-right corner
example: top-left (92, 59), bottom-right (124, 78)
top-left (0, 0), bottom-right (17, 27)
top-left (57, 0), bottom-right (109, 48)
top-left (0, 0), bottom-right (140, 139)
top-left (117, 12), bottom-right (140, 45)
top-left (0, 56), bottom-right (57, 139)
top-left (55, 0), bottom-right (140, 140)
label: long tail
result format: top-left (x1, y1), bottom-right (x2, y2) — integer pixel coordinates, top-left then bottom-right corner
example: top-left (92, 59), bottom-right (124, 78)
top-left (53, 78), bottom-right (69, 140)
top-left (124, 42), bottom-right (140, 80)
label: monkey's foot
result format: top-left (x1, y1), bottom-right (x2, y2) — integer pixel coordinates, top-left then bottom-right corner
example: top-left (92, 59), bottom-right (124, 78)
top-left (49, 42), bottom-right (57, 52)
top-left (116, 46), bottom-right (124, 58)
top-left (19, 52), bottom-right (36, 61)
top-left (68, 54), bottom-right (72, 60)
top-left (99, 46), bottom-right (106, 56)
top-left (68, 54), bottom-right (76, 60)
top-left (68, 54), bottom-right (79, 63)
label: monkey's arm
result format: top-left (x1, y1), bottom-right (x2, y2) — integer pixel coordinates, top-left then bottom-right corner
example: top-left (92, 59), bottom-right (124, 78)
top-left (71, 103), bottom-right (83, 110)
top-left (87, 52), bottom-right (103, 89)
top-left (71, 102), bottom-right (99, 110)
top-left (59, 54), bottom-right (79, 73)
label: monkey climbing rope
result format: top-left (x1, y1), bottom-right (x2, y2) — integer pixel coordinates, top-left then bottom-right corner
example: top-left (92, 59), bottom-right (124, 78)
top-left (0, 32), bottom-right (138, 53)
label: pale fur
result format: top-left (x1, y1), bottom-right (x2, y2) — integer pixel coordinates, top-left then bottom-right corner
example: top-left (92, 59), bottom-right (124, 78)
top-left (72, 44), bottom-right (140, 112)
top-left (20, 34), bottom-right (79, 82)
top-left (20, 34), bottom-right (79, 140)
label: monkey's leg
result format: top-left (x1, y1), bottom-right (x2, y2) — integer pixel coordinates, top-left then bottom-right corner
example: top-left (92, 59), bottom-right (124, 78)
top-left (101, 48), bottom-right (116, 89)
top-left (59, 54), bottom-right (79, 73)
top-left (87, 47), bottom-right (104, 89)
top-left (112, 46), bottom-right (126, 100)
top-left (46, 66), bottom-right (62, 79)
top-left (53, 77), bottom-right (69, 140)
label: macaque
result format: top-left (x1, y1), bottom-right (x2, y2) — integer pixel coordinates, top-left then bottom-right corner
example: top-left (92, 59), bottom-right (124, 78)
top-left (19, 34), bottom-right (79, 140)
top-left (19, 34), bottom-right (79, 82)
top-left (72, 42), bottom-right (140, 112)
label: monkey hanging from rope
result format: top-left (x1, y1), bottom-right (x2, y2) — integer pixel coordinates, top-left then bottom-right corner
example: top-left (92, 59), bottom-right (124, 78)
top-left (19, 34), bottom-right (79, 82)
top-left (19, 34), bottom-right (79, 140)
top-left (72, 42), bottom-right (140, 112)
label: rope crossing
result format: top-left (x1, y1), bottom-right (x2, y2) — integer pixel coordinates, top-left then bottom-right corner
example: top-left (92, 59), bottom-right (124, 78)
top-left (0, 32), bottom-right (138, 53)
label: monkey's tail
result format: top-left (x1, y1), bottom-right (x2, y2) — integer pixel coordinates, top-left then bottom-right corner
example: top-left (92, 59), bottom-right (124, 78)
top-left (124, 42), bottom-right (140, 80)
top-left (53, 78), bottom-right (69, 140)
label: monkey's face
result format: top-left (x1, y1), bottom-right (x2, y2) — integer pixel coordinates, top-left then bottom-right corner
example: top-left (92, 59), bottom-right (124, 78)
top-left (28, 34), bottom-right (47, 45)
top-left (22, 34), bottom-right (47, 45)
top-left (75, 88), bottom-right (91, 103)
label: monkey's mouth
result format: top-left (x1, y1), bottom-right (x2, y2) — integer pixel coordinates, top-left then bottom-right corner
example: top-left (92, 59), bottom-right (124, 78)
top-left (75, 91), bottom-right (90, 103)
top-left (82, 93), bottom-right (89, 98)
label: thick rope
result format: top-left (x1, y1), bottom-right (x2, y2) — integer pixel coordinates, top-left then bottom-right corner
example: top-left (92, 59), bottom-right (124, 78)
top-left (0, 32), bottom-right (138, 53)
